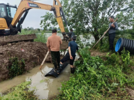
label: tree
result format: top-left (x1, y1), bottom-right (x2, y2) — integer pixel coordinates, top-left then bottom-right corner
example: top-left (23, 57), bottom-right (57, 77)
top-left (40, 0), bottom-right (134, 42)
top-left (37, 28), bottom-right (40, 32)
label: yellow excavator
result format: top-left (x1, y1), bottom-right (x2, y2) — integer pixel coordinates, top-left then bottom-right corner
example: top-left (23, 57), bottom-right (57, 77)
top-left (0, 0), bottom-right (68, 42)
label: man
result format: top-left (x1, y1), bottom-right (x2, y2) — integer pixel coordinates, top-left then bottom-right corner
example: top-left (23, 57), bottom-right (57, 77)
top-left (108, 16), bottom-right (118, 52)
top-left (70, 29), bottom-right (75, 38)
top-left (47, 29), bottom-right (62, 73)
top-left (60, 36), bottom-right (78, 74)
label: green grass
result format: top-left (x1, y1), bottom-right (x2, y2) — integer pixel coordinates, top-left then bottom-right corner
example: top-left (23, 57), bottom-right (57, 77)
top-left (34, 33), bottom-right (47, 43)
top-left (19, 29), bottom-right (47, 43)
top-left (0, 81), bottom-right (37, 100)
top-left (56, 48), bottom-right (134, 100)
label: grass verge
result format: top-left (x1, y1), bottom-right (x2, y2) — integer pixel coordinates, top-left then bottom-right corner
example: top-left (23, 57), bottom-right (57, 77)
top-left (19, 29), bottom-right (47, 43)
top-left (56, 48), bottom-right (134, 100)
top-left (0, 81), bottom-right (37, 100)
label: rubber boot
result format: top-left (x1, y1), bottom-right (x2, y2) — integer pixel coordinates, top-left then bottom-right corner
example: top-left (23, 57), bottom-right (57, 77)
top-left (57, 69), bottom-right (60, 74)
top-left (59, 64), bottom-right (63, 69)
top-left (71, 68), bottom-right (75, 74)
top-left (54, 65), bottom-right (57, 72)
top-left (73, 67), bottom-right (75, 73)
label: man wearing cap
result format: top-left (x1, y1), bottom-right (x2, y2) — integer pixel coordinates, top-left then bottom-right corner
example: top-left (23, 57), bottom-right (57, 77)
top-left (108, 16), bottom-right (118, 52)
top-left (60, 36), bottom-right (78, 74)
top-left (70, 28), bottom-right (75, 38)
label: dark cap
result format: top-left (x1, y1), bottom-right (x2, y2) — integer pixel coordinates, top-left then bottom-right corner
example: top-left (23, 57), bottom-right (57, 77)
top-left (110, 16), bottom-right (114, 19)
top-left (72, 36), bottom-right (76, 40)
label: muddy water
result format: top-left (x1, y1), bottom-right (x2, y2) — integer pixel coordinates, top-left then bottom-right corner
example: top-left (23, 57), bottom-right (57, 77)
top-left (0, 63), bottom-right (71, 99)
top-left (0, 33), bottom-right (93, 99)
top-left (27, 64), bottom-right (71, 100)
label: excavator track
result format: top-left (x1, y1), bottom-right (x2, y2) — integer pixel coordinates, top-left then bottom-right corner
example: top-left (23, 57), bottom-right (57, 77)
top-left (0, 34), bottom-right (36, 45)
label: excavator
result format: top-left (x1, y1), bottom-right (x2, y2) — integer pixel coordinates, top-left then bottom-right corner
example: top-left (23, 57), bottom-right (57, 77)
top-left (0, 0), bottom-right (68, 43)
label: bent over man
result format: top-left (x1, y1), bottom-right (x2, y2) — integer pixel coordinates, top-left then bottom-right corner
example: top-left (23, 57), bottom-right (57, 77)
top-left (60, 36), bottom-right (78, 74)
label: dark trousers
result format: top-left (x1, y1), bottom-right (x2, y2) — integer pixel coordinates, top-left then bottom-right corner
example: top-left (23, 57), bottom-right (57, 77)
top-left (61, 53), bottom-right (75, 65)
top-left (51, 51), bottom-right (60, 69)
top-left (109, 33), bottom-right (115, 51)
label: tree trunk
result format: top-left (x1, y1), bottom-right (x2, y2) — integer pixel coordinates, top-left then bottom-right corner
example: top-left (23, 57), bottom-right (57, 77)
top-left (93, 29), bottom-right (99, 42)
top-left (94, 34), bottom-right (99, 42)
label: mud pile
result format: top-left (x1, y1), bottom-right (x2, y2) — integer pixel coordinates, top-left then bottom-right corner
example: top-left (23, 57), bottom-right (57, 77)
top-left (0, 34), bottom-right (36, 43)
top-left (0, 42), bottom-right (51, 81)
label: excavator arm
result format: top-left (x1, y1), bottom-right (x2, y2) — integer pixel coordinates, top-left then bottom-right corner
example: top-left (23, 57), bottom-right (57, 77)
top-left (10, 0), bottom-right (65, 34)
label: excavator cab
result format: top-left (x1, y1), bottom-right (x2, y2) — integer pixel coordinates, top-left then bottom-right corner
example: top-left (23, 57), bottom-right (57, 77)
top-left (0, 3), bottom-right (17, 36)
top-left (0, 0), bottom-right (68, 41)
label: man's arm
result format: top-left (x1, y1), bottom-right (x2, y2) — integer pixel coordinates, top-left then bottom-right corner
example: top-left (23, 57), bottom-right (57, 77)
top-left (68, 42), bottom-right (73, 59)
top-left (111, 22), bottom-right (118, 30)
top-left (68, 46), bottom-right (73, 60)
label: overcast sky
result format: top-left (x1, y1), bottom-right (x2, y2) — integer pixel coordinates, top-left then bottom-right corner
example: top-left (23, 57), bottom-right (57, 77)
top-left (0, 0), bottom-right (54, 28)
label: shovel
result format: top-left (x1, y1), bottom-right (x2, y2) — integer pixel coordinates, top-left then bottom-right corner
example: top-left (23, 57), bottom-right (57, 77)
top-left (39, 51), bottom-right (50, 70)
top-left (92, 18), bottom-right (118, 49)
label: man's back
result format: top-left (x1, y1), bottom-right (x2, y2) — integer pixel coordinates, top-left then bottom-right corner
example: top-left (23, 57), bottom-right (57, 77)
top-left (68, 41), bottom-right (78, 56)
top-left (47, 34), bottom-right (62, 51)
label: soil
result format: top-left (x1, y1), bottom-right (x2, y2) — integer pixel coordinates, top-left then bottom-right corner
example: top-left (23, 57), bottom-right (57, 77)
top-left (0, 34), bottom-right (36, 43)
top-left (0, 42), bottom-right (52, 82)
top-left (126, 88), bottom-right (134, 100)
top-left (90, 50), bottom-right (107, 57)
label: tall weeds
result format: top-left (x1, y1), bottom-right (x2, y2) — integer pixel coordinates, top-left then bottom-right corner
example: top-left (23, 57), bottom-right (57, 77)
top-left (57, 48), bottom-right (134, 100)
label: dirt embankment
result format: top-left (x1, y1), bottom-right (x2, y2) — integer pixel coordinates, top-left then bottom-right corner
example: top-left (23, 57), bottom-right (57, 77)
top-left (0, 42), bottom-right (52, 82)
top-left (90, 50), bottom-right (107, 57)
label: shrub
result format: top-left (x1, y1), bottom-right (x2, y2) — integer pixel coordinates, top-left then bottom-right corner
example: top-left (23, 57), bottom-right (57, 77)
top-left (7, 57), bottom-right (25, 78)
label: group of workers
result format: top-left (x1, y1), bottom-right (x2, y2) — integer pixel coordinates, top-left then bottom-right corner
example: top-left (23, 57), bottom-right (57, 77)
top-left (46, 16), bottom-right (118, 74)
top-left (47, 29), bottom-right (78, 74)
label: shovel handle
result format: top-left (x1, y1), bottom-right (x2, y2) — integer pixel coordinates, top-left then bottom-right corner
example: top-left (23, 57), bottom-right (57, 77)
top-left (40, 51), bottom-right (49, 70)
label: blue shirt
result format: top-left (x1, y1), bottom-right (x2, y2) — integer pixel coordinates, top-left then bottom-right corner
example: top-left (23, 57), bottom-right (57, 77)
top-left (68, 41), bottom-right (78, 56)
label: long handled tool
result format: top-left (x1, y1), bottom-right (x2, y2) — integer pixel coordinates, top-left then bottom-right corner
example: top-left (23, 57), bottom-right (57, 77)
top-left (39, 51), bottom-right (50, 70)
top-left (92, 18), bottom-right (118, 49)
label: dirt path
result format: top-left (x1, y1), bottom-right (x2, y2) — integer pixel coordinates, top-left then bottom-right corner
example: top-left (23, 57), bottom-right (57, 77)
top-left (90, 50), bottom-right (107, 57)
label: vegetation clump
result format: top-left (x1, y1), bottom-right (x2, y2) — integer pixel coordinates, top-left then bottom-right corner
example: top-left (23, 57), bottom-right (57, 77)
top-left (0, 81), bottom-right (37, 100)
top-left (57, 48), bottom-right (134, 100)
top-left (19, 29), bottom-right (47, 43)
top-left (7, 57), bottom-right (25, 79)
